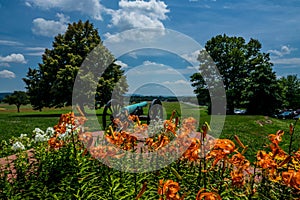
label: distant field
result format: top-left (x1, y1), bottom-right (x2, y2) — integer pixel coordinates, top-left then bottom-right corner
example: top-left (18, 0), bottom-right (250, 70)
top-left (0, 102), bottom-right (299, 162)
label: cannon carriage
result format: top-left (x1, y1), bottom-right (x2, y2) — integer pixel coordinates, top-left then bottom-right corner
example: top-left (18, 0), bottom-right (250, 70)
top-left (102, 99), bottom-right (163, 129)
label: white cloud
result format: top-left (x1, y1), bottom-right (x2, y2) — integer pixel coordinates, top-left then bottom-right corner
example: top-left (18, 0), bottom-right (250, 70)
top-left (163, 79), bottom-right (190, 85)
top-left (0, 53), bottom-right (26, 64)
top-left (114, 60), bottom-right (128, 68)
top-left (107, 0), bottom-right (169, 30)
top-left (272, 58), bottom-right (300, 65)
top-left (0, 70), bottom-right (16, 79)
top-left (26, 0), bottom-right (103, 20)
top-left (25, 1), bottom-right (32, 7)
top-left (0, 40), bottom-right (23, 46)
top-left (32, 13), bottom-right (69, 37)
top-left (143, 60), bottom-right (164, 66)
top-left (268, 45), bottom-right (296, 57)
top-left (181, 50), bottom-right (200, 65)
top-left (25, 47), bottom-right (45, 56)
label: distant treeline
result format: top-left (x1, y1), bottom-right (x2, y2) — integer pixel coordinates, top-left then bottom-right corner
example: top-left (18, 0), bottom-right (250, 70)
top-left (0, 93), bottom-right (12, 101)
top-left (126, 95), bottom-right (201, 105)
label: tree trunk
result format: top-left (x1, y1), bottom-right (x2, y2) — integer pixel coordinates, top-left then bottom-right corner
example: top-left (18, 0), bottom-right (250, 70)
top-left (17, 105), bottom-right (20, 113)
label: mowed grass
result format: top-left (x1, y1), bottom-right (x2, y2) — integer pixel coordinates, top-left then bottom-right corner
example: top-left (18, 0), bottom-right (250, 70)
top-left (0, 103), bottom-right (72, 141)
top-left (0, 102), bottom-right (299, 162)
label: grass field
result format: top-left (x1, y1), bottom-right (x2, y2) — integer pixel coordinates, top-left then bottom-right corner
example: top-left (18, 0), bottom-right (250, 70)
top-left (0, 102), bottom-right (299, 161)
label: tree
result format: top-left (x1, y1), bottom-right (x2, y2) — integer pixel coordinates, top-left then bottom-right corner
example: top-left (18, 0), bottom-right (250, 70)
top-left (23, 20), bottom-right (128, 112)
top-left (242, 53), bottom-right (282, 115)
top-left (2, 91), bottom-right (29, 112)
top-left (22, 68), bottom-right (45, 111)
top-left (278, 75), bottom-right (300, 109)
top-left (191, 34), bottom-right (280, 115)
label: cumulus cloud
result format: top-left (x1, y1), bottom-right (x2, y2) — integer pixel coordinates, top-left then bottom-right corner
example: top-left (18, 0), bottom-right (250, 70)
top-left (107, 0), bottom-right (169, 30)
top-left (268, 45), bottom-right (296, 57)
top-left (26, 0), bottom-right (103, 20)
top-left (0, 70), bottom-right (16, 79)
top-left (181, 50), bottom-right (200, 65)
top-left (0, 53), bottom-right (26, 64)
top-left (32, 13), bottom-right (69, 37)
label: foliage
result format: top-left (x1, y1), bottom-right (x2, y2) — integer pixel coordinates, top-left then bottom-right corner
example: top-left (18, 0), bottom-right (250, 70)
top-left (278, 75), bottom-right (300, 109)
top-left (191, 34), bottom-right (280, 115)
top-left (23, 20), bottom-right (127, 111)
top-left (1, 91), bottom-right (29, 113)
top-left (1, 111), bottom-right (300, 199)
top-left (242, 53), bottom-right (282, 115)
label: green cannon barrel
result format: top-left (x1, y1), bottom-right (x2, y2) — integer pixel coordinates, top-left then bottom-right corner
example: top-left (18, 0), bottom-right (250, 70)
top-left (122, 101), bottom-right (148, 114)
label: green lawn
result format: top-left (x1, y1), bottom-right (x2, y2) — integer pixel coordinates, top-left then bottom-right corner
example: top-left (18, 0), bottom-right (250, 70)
top-left (0, 104), bottom-right (72, 141)
top-left (0, 102), bottom-right (299, 162)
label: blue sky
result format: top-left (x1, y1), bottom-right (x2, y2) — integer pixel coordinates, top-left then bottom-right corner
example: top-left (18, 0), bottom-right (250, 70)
top-left (0, 0), bottom-right (300, 96)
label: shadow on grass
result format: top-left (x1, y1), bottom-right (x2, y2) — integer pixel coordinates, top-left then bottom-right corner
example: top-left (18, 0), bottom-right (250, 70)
top-left (14, 113), bottom-right (105, 118)
top-left (12, 114), bottom-right (64, 118)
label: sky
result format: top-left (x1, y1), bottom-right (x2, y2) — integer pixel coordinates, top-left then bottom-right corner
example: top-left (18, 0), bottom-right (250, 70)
top-left (0, 0), bottom-right (300, 96)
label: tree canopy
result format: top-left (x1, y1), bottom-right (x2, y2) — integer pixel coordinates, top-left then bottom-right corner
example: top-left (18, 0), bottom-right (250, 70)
top-left (2, 91), bottom-right (29, 112)
top-left (191, 34), bottom-right (281, 115)
top-left (23, 20), bottom-right (127, 111)
top-left (278, 75), bottom-right (300, 110)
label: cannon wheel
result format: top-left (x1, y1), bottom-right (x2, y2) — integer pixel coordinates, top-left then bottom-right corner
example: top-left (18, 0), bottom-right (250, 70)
top-left (147, 99), bottom-right (163, 124)
top-left (102, 99), bottom-right (122, 130)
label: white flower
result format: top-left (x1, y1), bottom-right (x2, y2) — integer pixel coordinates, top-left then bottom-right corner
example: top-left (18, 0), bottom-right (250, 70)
top-left (34, 133), bottom-right (49, 142)
top-left (11, 141), bottom-right (25, 151)
top-left (46, 127), bottom-right (55, 137)
top-left (33, 128), bottom-right (44, 135)
top-left (58, 132), bottom-right (68, 140)
top-left (19, 134), bottom-right (27, 138)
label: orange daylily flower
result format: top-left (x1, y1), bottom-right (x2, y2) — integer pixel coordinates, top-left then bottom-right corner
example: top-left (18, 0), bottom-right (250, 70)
top-left (214, 139), bottom-right (236, 154)
top-left (78, 132), bottom-right (93, 147)
top-left (282, 170), bottom-right (300, 190)
top-left (256, 150), bottom-right (277, 169)
top-left (105, 130), bottom-right (137, 150)
top-left (206, 139), bottom-right (236, 167)
top-left (181, 138), bottom-right (201, 162)
top-left (229, 153), bottom-right (250, 172)
top-left (230, 169), bottom-right (245, 187)
top-left (164, 110), bottom-right (179, 136)
top-left (196, 188), bottom-right (221, 200)
top-left (293, 149), bottom-right (300, 162)
top-left (158, 179), bottom-right (181, 200)
top-left (268, 130), bottom-right (284, 146)
top-left (164, 120), bottom-right (178, 136)
top-left (89, 145), bottom-right (124, 161)
top-left (146, 135), bottom-right (170, 151)
top-left (48, 137), bottom-right (64, 149)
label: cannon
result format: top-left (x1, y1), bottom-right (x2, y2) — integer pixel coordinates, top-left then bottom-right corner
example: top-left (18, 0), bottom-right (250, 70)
top-left (102, 99), bottom-right (163, 129)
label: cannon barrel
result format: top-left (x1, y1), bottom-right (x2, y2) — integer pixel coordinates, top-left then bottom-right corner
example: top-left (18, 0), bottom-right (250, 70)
top-left (122, 101), bottom-right (148, 114)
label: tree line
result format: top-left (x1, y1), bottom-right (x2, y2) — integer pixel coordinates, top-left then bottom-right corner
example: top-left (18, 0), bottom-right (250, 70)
top-left (2, 20), bottom-right (300, 115)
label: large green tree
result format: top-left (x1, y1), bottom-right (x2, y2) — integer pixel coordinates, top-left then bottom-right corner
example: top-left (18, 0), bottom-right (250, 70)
top-left (2, 91), bottom-right (29, 113)
top-left (23, 20), bottom-right (127, 111)
top-left (242, 53), bottom-right (282, 115)
top-left (191, 34), bottom-right (280, 115)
